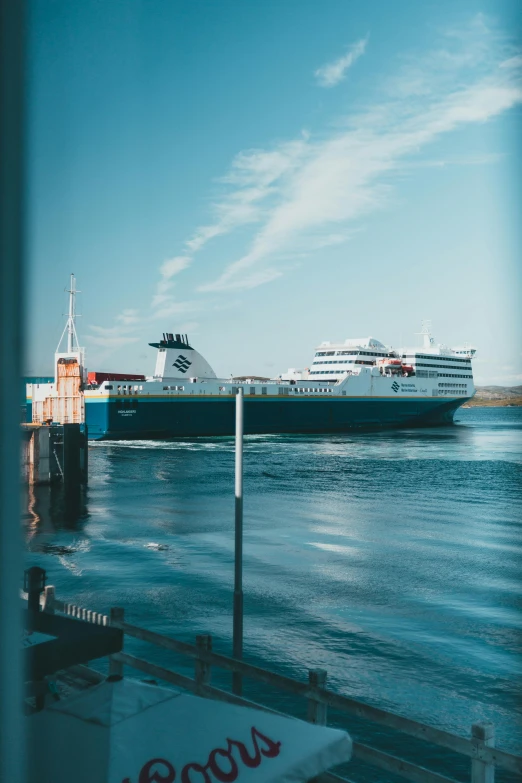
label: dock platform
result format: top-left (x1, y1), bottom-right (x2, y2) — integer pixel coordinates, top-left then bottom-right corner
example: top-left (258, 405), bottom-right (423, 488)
top-left (21, 423), bottom-right (88, 486)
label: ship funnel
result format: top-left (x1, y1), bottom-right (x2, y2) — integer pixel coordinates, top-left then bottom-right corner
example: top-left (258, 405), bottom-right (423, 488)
top-left (149, 333), bottom-right (216, 380)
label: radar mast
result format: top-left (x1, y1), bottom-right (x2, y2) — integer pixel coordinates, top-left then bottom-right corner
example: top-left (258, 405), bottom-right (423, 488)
top-left (416, 320), bottom-right (434, 349)
top-left (56, 273), bottom-right (81, 353)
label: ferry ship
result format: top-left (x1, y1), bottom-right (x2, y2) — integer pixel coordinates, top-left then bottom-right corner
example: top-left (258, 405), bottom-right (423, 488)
top-left (27, 277), bottom-right (476, 440)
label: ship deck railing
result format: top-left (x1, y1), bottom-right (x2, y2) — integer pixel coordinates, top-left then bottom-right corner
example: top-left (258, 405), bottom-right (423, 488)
top-left (29, 586), bottom-right (522, 783)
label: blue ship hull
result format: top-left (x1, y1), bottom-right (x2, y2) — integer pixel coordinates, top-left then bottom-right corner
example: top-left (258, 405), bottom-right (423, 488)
top-left (84, 395), bottom-right (468, 440)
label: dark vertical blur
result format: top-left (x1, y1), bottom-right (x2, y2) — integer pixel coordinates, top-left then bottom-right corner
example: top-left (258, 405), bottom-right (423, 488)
top-left (0, 0), bottom-right (27, 779)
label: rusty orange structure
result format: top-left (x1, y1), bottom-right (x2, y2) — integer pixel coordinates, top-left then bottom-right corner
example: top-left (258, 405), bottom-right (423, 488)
top-left (31, 357), bottom-right (84, 425)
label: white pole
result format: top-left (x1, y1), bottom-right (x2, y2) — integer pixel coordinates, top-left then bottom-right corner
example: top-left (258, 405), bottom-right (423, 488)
top-left (232, 387), bottom-right (244, 695)
top-left (67, 273), bottom-right (75, 353)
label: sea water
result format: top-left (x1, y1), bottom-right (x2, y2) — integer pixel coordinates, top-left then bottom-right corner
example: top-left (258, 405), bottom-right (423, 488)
top-left (24, 407), bottom-right (522, 779)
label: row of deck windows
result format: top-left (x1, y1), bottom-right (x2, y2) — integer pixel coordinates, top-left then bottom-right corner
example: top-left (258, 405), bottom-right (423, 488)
top-left (311, 370), bottom-right (351, 375)
top-left (438, 374), bottom-right (473, 379)
top-left (438, 389), bottom-right (466, 395)
top-left (110, 384), bottom-right (143, 393)
top-left (416, 371), bottom-right (472, 379)
top-left (292, 387), bottom-right (332, 393)
top-left (224, 386), bottom-right (335, 395)
top-left (313, 360), bottom-right (355, 365)
top-left (402, 354), bottom-right (471, 363)
top-left (312, 360), bottom-right (375, 366)
top-left (315, 350), bottom-right (389, 357)
top-left (412, 362), bottom-right (472, 371)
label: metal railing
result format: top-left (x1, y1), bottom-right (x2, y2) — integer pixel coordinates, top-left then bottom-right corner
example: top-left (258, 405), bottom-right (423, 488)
top-left (40, 587), bottom-right (522, 783)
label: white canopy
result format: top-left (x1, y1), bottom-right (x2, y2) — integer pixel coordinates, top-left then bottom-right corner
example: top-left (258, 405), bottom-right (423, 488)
top-left (27, 678), bottom-right (352, 782)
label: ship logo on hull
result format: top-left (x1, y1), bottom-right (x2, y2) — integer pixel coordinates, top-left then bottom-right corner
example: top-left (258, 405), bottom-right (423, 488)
top-left (173, 354), bottom-right (192, 373)
top-left (391, 381), bottom-right (400, 393)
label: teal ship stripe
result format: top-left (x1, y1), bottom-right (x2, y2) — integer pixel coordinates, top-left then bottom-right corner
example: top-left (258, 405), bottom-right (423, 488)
top-left (85, 395), bottom-right (467, 440)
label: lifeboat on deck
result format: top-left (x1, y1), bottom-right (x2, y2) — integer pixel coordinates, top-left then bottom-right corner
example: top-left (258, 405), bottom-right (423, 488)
top-left (377, 357), bottom-right (403, 375)
top-left (377, 358), bottom-right (401, 366)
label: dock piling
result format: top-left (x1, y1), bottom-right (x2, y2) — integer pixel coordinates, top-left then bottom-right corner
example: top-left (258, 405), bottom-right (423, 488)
top-left (21, 423), bottom-right (88, 487)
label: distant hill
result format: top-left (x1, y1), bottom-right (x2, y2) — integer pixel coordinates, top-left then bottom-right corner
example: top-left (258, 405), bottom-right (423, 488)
top-left (475, 385), bottom-right (522, 399)
top-left (466, 385), bottom-right (522, 407)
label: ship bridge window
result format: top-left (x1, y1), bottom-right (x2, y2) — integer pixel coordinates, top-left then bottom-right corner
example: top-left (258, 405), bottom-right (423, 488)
top-left (105, 385), bottom-right (113, 390)
top-left (163, 386), bottom-right (169, 390)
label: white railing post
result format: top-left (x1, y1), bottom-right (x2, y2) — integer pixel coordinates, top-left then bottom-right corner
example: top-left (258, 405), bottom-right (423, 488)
top-left (307, 669), bottom-right (328, 725)
top-left (195, 635), bottom-right (212, 695)
top-left (471, 722), bottom-right (495, 783)
top-left (42, 585), bottom-right (55, 614)
top-left (109, 607), bottom-right (124, 678)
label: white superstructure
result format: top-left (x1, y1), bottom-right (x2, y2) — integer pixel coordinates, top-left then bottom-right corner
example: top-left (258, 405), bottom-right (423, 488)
top-left (286, 323), bottom-right (476, 400)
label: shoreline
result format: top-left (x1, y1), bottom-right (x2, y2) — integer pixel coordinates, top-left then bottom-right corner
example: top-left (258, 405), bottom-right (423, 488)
top-left (463, 397), bottom-right (522, 408)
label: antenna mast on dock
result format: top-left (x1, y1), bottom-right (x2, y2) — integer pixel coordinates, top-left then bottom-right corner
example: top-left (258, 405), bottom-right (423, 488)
top-left (56, 273), bottom-right (81, 353)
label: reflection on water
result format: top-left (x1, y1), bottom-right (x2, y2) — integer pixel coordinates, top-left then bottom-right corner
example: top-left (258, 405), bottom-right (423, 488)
top-left (25, 483), bottom-right (88, 547)
top-left (23, 409), bottom-right (522, 773)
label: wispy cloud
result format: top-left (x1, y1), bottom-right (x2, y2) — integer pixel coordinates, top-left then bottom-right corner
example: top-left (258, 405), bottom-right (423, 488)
top-left (88, 15), bottom-right (522, 353)
top-left (182, 138), bottom-right (309, 257)
top-left (148, 255), bottom-right (194, 309)
top-left (193, 17), bottom-right (521, 292)
top-left (115, 309), bottom-right (140, 326)
top-left (160, 255), bottom-right (192, 280)
top-left (314, 36), bottom-right (369, 88)
top-left (86, 294), bottom-right (200, 356)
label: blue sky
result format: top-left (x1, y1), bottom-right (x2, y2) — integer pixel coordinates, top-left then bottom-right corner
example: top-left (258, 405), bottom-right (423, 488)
top-left (27, 0), bottom-right (521, 384)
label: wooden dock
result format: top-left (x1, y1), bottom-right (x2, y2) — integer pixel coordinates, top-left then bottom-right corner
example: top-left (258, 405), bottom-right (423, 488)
top-left (27, 587), bottom-right (522, 783)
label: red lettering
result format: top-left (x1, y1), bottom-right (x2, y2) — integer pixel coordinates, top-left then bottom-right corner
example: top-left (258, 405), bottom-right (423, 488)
top-left (228, 726), bottom-right (281, 768)
top-left (180, 763), bottom-right (211, 783)
top-left (134, 726), bottom-right (281, 783)
top-left (207, 749), bottom-right (238, 782)
top-left (139, 758), bottom-right (176, 783)
top-left (252, 726), bottom-right (282, 759)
